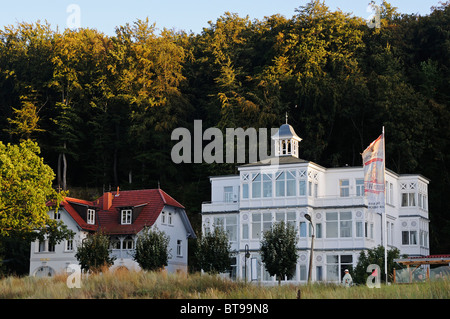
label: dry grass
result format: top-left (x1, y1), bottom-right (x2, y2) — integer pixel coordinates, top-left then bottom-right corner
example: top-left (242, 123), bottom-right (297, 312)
top-left (0, 270), bottom-right (448, 299)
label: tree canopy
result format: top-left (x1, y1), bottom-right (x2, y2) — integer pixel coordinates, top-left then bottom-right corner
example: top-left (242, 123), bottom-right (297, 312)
top-left (0, 1), bottom-right (449, 253)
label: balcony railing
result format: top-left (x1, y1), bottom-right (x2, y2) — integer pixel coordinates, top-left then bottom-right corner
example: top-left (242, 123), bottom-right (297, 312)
top-left (201, 200), bottom-right (239, 213)
top-left (203, 195), bottom-right (367, 212)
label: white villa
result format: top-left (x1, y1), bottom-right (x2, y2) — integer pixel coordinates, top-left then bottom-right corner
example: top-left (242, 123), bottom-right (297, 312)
top-left (201, 122), bottom-right (430, 284)
top-left (30, 188), bottom-right (196, 277)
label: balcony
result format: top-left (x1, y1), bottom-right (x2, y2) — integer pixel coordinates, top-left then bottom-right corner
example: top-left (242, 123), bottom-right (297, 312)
top-left (239, 195), bottom-right (367, 210)
top-left (201, 200), bottom-right (239, 213)
top-left (312, 195), bottom-right (367, 209)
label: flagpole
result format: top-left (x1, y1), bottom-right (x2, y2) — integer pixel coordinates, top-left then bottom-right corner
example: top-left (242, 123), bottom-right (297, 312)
top-left (382, 126), bottom-right (388, 283)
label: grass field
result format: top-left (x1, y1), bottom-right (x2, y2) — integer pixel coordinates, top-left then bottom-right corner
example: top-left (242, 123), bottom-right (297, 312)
top-left (0, 270), bottom-right (448, 299)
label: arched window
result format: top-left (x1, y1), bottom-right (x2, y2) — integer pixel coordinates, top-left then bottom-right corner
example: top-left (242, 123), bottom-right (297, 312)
top-left (110, 236), bottom-right (121, 249)
top-left (34, 266), bottom-right (55, 277)
top-left (122, 236), bottom-right (134, 250)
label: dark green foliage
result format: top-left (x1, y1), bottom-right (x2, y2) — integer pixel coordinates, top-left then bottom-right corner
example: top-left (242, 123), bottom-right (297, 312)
top-left (195, 226), bottom-right (231, 274)
top-left (260, 221), bottom-right (299, 285)
top-left (353, 245), bottom-right (401, 284)
top-left (133, 227), bottom-right (170, 271)
top-left (75, 232), bottom-right (116, 273)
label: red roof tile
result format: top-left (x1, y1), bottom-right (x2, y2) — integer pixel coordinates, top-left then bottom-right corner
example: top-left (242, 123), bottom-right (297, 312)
top-left (60, 199), bottom-right (98, 232)
top-left (56, 189), bottom-right (185, 235)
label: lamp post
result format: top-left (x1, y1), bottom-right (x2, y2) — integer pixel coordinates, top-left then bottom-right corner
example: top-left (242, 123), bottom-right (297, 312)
top-left (244, 244), bottom-right (250, 282)
top-left (304, 213), bottom-right (315, 284)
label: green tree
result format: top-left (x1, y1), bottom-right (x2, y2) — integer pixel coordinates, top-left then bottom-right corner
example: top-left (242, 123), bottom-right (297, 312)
top-left (75, 231), bottom-right (116, 273)
top-left (133, 226), bottom-right (170, 271)
top-left (353, 245), bottom-right (401, 284)
top-left (5, 97), bottom-right (43, 141)
top-left (196, 226), bottom-right (231, 275)
top-left (260, 221), bottom-right (299, 285)
top-left (0, 140), bottom-right (67, 238)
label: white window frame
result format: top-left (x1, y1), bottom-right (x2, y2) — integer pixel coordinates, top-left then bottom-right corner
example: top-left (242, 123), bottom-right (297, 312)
top-left (177, 240), bottom-right (182, 257)
top-left (65, 239), bottom-right (74, 252)
top-left (356, 179), bottom-right (364, 197)
top-left (87, 208), bottom-right (95, 225)
top-left (401, 192), bottom-right (416, 207)
top-left (224, 186), bottom-right (233, 202)
top-left (121, 209), bottom-right (132, 225)
top-left (339, 179), bottom-right (350, 197)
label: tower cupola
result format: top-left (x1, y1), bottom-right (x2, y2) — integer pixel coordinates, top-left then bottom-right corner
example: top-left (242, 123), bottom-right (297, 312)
top-left (271, 113), bottom-right (302, 158)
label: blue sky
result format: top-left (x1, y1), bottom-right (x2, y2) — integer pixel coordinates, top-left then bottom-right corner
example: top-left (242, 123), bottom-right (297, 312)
top-left (0, 1), bottom-right (441, 35)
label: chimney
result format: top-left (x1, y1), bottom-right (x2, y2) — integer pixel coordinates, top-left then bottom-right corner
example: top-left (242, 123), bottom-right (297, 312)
top-left (103, 192), bottom-right (113, 210)
top-left (116, 186), bottom-right (120, 196)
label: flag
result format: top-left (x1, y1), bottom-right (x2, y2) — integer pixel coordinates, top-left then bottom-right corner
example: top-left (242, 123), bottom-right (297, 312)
top-left (362, 133), bottom-right (385, 215)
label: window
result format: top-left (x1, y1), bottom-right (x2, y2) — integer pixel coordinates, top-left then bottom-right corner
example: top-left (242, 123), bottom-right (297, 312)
top-left (315, 223), bottom-right (322, 238)
top-left (242, 183), bottom-right (249, 199)
top-left (54, 210), bottom-right (61, 220)
top-left (356, 179), bottom-right (364, 196)
top-left (275, 211), bottom-right (296, 228)
top-left (110, 237), bottom-right (121, 249)
top-left (402, 231), bottom-right (417, 245)
top-left (300, 264), bottom-right (307, 281)
top-left (356, 221), bottom-right (363, 238)
top-left (339, 212), bottom-right (352, 238)
top-left (168, 212), bottom-right (173, 225)
top-left (316, 266), bottom-right (323, 281)
top-left (224, 186), bottom-right (233, 202)
top-left (123, 236), bottom-right (134, 249)
top-left (65, 239), bottom-right (73, 251)
top-left (340, 179), bottom-right (349, 197)
top-left (418, 193), bottom-right (428, 210)
top-left (177, 240), bottom-right (182, 257)
top-left (225, 216), bottom-right (237, 241)
top-left (161, 211), bottom-right (166, 224)
top-left (326, 255), bottom-right (339, 282)
top-left (299, 180), bottom-right (306, 196)
top-left (121, 209), bottom-right (132, 225)
top-left (38, 240), bottom-right (46, 252)
top-left (326, 212), bottom-right (352, 238)
top-left (263, 174), bottom-right (272, 198)
top-left (251, 212), bottom-right (271, 239)
top-left (275, 171), bottom-right (285, 197)
top-left (386, 182), bottom-right (394, 205)
top-left (252, 173), bottom-right (261, 198)
top-left (299, 222), bottom-right (307, 237)
top-left (286, 171), bottom-right (296, 196)
top-left (87, 209), bottom-right (95, 225)
top-left (242, 224), bottom-right (249, 240)
top-left (401, 193), bottom-right (416, 207)
top-left (215, 216), bottom-right (237, 241)
top-left (326, 255), bottom-right (353, 282)
top-left (308, 181), bottom-right (312, 196)
top-left (326, 212), bottom-right (338, 238)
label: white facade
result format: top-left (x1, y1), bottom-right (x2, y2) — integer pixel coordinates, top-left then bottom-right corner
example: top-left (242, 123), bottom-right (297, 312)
top-left (201, 124), bottom-right (430, 284)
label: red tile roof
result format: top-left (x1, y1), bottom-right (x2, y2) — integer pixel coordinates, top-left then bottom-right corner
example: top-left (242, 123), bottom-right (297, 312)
top-left (55, 189), bottom-right (186, 235)
top-left (60, 197), bottom-right (98, 232)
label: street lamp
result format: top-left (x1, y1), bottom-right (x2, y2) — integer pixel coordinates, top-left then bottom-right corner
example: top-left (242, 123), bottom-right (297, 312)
top-left (304, 213), bottom-right (315, 284)
top-left (244, 244), bottom-right (250, 282)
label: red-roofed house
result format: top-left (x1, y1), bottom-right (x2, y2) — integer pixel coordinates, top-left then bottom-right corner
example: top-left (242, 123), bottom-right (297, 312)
top-left (29, 189), bottom-right (196, 277)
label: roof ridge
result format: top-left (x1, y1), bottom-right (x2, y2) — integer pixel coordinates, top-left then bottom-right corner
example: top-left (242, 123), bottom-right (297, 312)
top-left (158, 188), bottom-right (167, 204)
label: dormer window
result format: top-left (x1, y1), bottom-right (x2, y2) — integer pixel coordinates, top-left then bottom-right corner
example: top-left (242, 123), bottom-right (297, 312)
top-left (87, 209), bottom-right (95, 224)
top-left (121, 209), bottom-right (132, 224)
